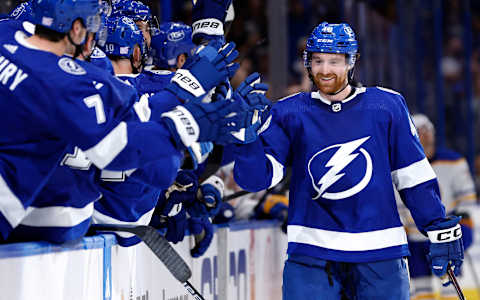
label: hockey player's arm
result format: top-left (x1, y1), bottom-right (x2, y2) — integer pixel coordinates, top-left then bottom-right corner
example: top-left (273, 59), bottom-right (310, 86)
top-left (233, 107), bottom-right (290, 192)
top-left (389, 95), bottom-right (445, 232)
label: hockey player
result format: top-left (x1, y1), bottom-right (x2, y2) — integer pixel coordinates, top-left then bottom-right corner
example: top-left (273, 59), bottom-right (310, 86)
top-left (0, 0), bottom-right (249, 240)
top-left (401, 114), bottom-right (477, 300)
top-left (232, 22), bottom-right (464, 299)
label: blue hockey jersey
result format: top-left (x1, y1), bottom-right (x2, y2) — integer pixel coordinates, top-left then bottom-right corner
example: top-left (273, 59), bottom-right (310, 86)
top-left (94, 70), bottom-right (182, 246)
top-left (0, 20), bottom-right (184, 239)
top-left (233, 87), bottom-right (446, 262)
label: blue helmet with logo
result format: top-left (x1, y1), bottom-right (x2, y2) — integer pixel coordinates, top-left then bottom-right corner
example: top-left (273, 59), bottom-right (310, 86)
top-left (111, 0), bottom-right (151, 22)
top-left (150, 22), bottom-right (195, 69)
top-left (102, 16), bottom-right (145, 57)
top-left (31, 0), bottom-right (103, 34)
top-left (9, 1), bottom-right (33, 22)
top-left (304, 22), bottom-right (358, 68)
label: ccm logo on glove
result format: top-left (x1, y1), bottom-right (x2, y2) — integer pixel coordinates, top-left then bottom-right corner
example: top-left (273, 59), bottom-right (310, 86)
top-left (427, 224), bottom-right (462, 243)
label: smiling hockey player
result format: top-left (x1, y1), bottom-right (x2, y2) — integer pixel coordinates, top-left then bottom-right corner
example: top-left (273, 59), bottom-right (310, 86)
top-left (232, 22), bottom-right (464, 299)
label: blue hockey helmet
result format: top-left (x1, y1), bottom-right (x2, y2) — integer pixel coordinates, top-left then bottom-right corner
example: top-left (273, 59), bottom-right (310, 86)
top-left (102, 16), bottom-right (145, 57)
top-left (304, 22), bottom-right (358, 68)
top-left (111, 0), bottom-right (151, 22)
top-left (9, 1), bottom-right (33, 22)
top-left (31, 0), bottom-right (104, 34)
top-left (150, 22), bottom-right (195, 69)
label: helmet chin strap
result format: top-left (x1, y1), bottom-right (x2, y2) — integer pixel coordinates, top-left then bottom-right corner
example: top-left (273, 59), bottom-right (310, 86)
top-left (67, 32), bottom-right (85, 59)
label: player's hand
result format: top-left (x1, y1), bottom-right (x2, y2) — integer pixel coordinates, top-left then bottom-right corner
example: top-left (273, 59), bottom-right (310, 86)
top-left (161, 92), bottom-right (252, 147)
top-left (187, 175), bottom-right (224, 218)
top-left (165, 42), bottom-right (239, 102)
top-left (426, 216), bottom-right (464, 285)
top-left (191, 0), bottom-right (233, 44)
top-left (189, 216), bottom-right (214, 257)
top-left (226, 73), bottom-right (272, 144)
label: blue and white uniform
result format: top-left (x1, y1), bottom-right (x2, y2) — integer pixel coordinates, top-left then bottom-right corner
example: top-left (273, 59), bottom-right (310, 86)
top-left (233, 87), bottom-right (445, 263)
top-left (0, 20), bottom-right (185, 240)
top-left (93, 69), bottom-right (182, 246)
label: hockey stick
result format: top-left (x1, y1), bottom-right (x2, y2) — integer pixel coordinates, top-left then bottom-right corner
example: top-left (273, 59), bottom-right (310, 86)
top-left (93, 224), bottom-right (205, 300)
top-left (446, 265), bottom-right (466, 300)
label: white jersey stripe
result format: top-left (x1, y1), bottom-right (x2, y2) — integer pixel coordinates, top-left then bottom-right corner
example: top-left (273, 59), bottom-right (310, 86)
top-left (21, 202), bottom-right (94, 227)
top-left (84, 121), bottom-right (128, 169)
top-left (288, 225), bottom-right (408, 251)
top-left (266, 154), bottom-right (284, 189)
top-left (0, 174), bottom-right (27, 228)
top-left (391, 157), bottom-right (437, 191)
top-left (92, 207), bottom-right (155, 238)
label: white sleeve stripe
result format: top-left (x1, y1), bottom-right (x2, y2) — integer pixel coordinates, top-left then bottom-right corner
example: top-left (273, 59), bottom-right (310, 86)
top-left (20, 202), bottom-right (95, 227)
top-left (0, 174), bottom-right (27, 228)
top-left (391, 157), bottom-right (437, 191)
top-left (84, 121), bottom-right (128, 169)
top-left (92, 207), bottom-right (155, 238)
top-left (266, 154), bottom-right (284, 189)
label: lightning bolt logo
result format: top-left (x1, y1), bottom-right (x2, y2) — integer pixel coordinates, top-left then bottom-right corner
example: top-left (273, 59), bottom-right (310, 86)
top-left (308, 136), bottom-right (373, 200)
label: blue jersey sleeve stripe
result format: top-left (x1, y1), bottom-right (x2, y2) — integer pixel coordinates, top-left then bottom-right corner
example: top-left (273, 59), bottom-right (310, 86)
top-left (84, 121), bottom-right (128, 169)
top-left (0, 174), bottom-right (26, 228)
top-left (20, 203), bottom-right (94, 227)
top-left (266, 153), bottom-right (284, 188)
top-left (391, 157), bottom-right (437, 190)
top-left (287, 225), bottom-right (408, 252)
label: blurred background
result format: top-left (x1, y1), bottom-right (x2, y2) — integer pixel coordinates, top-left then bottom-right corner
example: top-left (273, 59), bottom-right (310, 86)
top-left (2, 0), bottom-right (480, 184)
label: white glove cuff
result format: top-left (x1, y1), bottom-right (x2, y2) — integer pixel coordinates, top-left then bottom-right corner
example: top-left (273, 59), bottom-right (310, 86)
top-left (192, 18), bottom-right (224, 37)
top-left (427, 224), bottom-right (462, 243)
top-left (202, 175), bottom-right (225, 198)
top-left (162, 105), bottom-right (200, 147)
top-left (171, 69), bottom-right (206, 98)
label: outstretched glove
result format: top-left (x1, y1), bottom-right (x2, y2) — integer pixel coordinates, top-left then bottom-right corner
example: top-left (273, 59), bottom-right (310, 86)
top-left (191, 0), bottom-right (233, 44)
top-left (189, 216), bottom-right (214, 257)
top-left (166, 42), bottom-right (239, 102)
top-left (426, 216), bottom-right (464, 284)
top-left (228, 73), bottom-right (272, 144)
top-left (186, 175), bottom-right (224, 218)
top-left (161, 94), bottom-right (252, 147)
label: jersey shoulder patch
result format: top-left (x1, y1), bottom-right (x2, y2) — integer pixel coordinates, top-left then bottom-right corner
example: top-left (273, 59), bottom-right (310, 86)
top-left (58, 57), bottom-right (86, 76)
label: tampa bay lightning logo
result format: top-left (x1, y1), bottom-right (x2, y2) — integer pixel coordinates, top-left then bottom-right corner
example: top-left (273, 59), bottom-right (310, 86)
top-left (168, 31), bottom-right (185, 42)
top-left (308, 136), bottom-right (373, 200)
top-left (58, 57), bottom-right (86, 75)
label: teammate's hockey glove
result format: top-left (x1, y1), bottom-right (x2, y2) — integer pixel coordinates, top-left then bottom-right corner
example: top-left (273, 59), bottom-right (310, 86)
top-left (161, 93), bottom-right (251, 147)
top-left (165, 42), bottom-right (239, 102)
top-left (191, 0), bottom-right (233, 44)
top-left (426, 216), bottom-right (464, 283)
top-left (229, 73), bottom-right (272, 144)
top-left (189, 216), bottom-right (214, 257)
top-left (187, 175), bottom-right (224, 218)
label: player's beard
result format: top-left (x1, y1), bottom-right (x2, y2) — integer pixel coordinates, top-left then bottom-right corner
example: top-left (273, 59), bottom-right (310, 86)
top-left (313, 71), bottom-right (348, 95)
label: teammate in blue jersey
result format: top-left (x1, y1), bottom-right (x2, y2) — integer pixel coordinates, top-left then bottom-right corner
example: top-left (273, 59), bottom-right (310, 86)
top-left (232, 22), bottom-right (464, 299)
top-left (0, 0), bottom-right (250, 241)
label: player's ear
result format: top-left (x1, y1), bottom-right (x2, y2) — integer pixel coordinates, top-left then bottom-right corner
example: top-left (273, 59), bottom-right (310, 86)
top-left (70, 19), bottom-right (86, 43)
top-left (176, 53), bottom-right (187, 69)
top-left (133, 46), bottom-right (142, 66)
